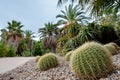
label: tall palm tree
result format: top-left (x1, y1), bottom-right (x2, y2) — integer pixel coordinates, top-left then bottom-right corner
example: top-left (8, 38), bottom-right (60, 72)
top-left (6, 20), bottom-right (23, 52)
top-left (57, 4), bottom-right (88, 38)
top-left (58, 0), bottom-right (120, 20)
top-left (56, 4), bottom-right (88, 27)
top-left (39, 22), bottom-right (58, 53)
top-left (24, 30), bottom-right (35, 54)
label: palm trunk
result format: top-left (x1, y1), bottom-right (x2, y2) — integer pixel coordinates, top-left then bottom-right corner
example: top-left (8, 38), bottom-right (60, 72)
top-left (51, 46), bottom-right (56, 53)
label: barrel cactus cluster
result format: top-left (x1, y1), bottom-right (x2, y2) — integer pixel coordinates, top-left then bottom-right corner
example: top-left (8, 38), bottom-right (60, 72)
top-left (103, 42), bottom-right (119, 55)
top-left (65, 51), bottom-right (73, 61)
top-left (70, 41), bottom-right (113, 79)
top-left (37, 53), bottom-right (58, 71)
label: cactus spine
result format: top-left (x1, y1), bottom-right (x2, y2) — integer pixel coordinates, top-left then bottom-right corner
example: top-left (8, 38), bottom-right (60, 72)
top-left (37, 53), bottom-right (58, 71)
top-left (70, 41), bottom-right (113, 79)
top-left (104, 43), bottom-right (117, 55)
top-left (65, 51), bottom-right (73, 61)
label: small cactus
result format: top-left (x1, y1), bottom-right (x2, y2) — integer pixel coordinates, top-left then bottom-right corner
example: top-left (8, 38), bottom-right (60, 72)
top-left (65, 51), bottom-right (73, 61)
top-left (35, 56), bottom-right (40, 62)
top-left (108, 42), bottom-right (120, 50)
top-left (37, 53), bottom-right (58, 71)
top-left (70, 41), bottom-right (113, 79)
top-left (104, 44), bottom-right (117, 55)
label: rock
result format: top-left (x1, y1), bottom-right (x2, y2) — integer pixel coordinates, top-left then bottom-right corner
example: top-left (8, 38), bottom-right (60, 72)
top-left (0, 54), bottom-right (120, 80)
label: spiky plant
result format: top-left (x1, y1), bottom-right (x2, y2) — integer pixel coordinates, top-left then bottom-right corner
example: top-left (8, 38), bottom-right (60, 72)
top-left (70, 41), bottom-right (113, 79)
top-left (104, 44), bottom-right (118, 55)
top-left (37, 53), bottom-right (58, 71)
top-left (108, 42), bottom-right (120, 50)
top-left (65, 51), bottom-right (73, 61)
top-left (35, 56), bottom-right (41, 62)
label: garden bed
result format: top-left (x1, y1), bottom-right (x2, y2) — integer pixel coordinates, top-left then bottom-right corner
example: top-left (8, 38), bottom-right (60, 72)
top-left (0, 53), bottom-right (120, 80)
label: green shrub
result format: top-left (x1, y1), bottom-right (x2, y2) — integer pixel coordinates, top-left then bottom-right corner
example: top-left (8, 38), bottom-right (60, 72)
top-left (70, 41), bottom-right (113, 79)
top-left (6, 44), bottom-right (16, 57)
top-left (103, 44), bottom-right (117, 55)
top-left (22, 49), bottom-right (31, 57)
top-left (99, 25), bottom-right (119, 43)
top-left (35, 56), bottom-right (40, 62)
top-left (33, 41), bottom-right (47, 56)
top-left (37, 53), bottom-right (58, 71)
top-left (0, 42), bottom-right (8, 57)
top-left (64, 38), bottom-right (77, 51)
top-left (65, 51), bottom-right (73, 61)
top-left (76, 27), bottom-right (95, 45)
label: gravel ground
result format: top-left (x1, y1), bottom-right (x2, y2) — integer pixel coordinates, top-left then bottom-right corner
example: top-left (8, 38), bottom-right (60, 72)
top-left (0, 53), bottom-right (120, 80)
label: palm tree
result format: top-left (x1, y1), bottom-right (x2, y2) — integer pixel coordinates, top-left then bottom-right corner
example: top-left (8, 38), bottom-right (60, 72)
top-left (57, 4), bottom-right (89, 38)
top-left (57, 0), bottom-right (120, 20)
top-left (6, 20), bottom-right (23, 52)
top-left (39, 22), bottom-right (58, 53)
top-left (56, 4), bottom-right (88, 27)
top-left (24, 30), bottom-right (35, 55)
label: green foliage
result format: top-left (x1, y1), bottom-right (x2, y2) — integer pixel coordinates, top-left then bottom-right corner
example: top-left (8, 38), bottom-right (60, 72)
top-left (104, 43), bottom-right (118, 55)
top-left (17, 39), bottom-right (28, 56)
top-left (33, 40), bottom-right (48, 56)
top-left (63, 38), bottom-right (76, 51)
top-left (22, 49), bottom-right (31, 57)
top-left (56, 4), bottom-right (89, 26)
top-left (65, 51), bottom-right (73, 61)
top-left (68, 26), bottom-right (80, 38)
top-left (37, 53), bottom-right (58, 71)
top-left (6, 44), bottom-right (16, 57)
top-left (57, 35), bottom-right (69, 54)
top-left (76, 27), bottom-right (95, 44)
top-left (99, 25), bottom-right (119, 43)
top-left (35, 56), bottom-right (41, 62)
top-left (70, 41), bottom-right (113, 79)
top-left (0, 42), bottom-right (8, 57)
top-left (115, 26), bottom-right (120, 37)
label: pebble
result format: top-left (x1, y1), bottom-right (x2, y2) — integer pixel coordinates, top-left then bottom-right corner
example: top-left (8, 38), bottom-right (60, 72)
top-left (0, 54), bottom-right (120, 80)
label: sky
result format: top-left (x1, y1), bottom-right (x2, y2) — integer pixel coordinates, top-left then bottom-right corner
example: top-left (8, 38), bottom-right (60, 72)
top-left (0, 0), bottom-right (63, 40)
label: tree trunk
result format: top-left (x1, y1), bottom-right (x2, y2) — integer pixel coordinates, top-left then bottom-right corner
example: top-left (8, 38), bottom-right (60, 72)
top-left (51, 46), bottom-right (56, 53)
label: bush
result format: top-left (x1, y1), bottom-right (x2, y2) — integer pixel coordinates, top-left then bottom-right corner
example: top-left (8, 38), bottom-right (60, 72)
top-left (0, 42), bottom-right (8, 57)
top-left (65, 51), bottom-right (73, 61)
top-left (115, 26), bottom-right (120, 37)
top-left (6, 44), bottom-right (16, 57)
top-left (104, 43), bottom-right (118, 55)
top-left (70, 41), bottom-right (113, 79)
top-left (37, 53), bottom-right (58, 71)
top-left (22, 49), bottom-right (31, 57)
top-left (76, 27), bottom-right (95, 45)
top-left (33, 41), bottom-right (47, 56)
top-left (99, 25), bottom-right (119, 43)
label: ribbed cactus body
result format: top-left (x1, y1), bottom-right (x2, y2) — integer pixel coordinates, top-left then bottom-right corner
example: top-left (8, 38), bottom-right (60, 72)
top-left (37, 53), bottom-right (58, 71)
top-left (65, 51), bottom-right (73, 61)
top-left (104, 44), bottom-right (117, 55)
top-left (70, 42), bottom-right (113, 79)
top-left (108, 42), bottom-right (120, 50)
top-left (35, 56), bottom-right (40, 62)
